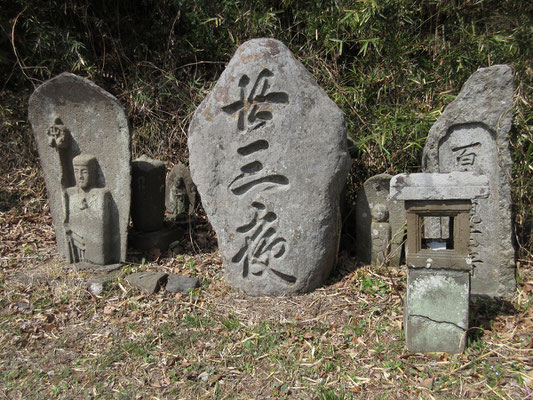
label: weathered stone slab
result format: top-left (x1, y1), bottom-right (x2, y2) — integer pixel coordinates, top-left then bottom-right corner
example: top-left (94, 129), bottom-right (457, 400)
top-left (131, 155), bottom-right (166, 232)
top-left (390, 172), bottom-right (490, 201)
top-left (68, 262), bottom-right (123, 273)
top-left (29, 73), bottom-right (130, 264)
top-left (188, 38), bottom-right (351, 296)
top-left (405, 268), bottom-right (469, 353)
top-left (422, 65), bottom-right (515, 297)
top-left (125, 271), bottom-right (168, 294)
top-left (165, 162), bottom-right (197, 221)
top-left (129, 156), bottom-right (182, 252)
top-left (166, 274), bottom-right (200, 293)
top-left (355, 174), bottom-right (405, 266)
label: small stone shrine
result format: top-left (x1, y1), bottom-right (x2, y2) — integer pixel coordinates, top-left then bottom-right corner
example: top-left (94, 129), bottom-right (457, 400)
top-left (165, 162), bottom-right (197, 221)
top-left (188, 38), bottom-right (351, 296)
top-left (422, 64), bottom-right (515, 298)
top-left (355, 174), bottom-right (406, 266)
top-left (28, 73), bottom-right (130, 264)
top-left (129, 155), bottom-right (180, 251)
top-left (390, 171), bottom-right (490, 353)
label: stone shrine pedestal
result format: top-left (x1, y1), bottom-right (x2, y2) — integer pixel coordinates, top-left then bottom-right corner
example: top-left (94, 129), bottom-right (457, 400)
top-left (390, 171), bottom-right (490, 353)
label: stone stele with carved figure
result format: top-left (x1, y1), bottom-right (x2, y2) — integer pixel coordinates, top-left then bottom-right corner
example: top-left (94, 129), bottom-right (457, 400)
top-left (29, 72), bottom-right (131, 265)
top-left (188, 38), bottom-right (351, 296)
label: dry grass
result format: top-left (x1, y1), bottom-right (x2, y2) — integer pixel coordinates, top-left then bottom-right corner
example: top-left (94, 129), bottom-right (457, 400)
top-left (0, 167), bottom-right (532, 400)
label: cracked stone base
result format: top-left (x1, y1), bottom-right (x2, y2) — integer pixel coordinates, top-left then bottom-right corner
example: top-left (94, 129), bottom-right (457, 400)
top-left (406, 315), bottom-right (467, 354)
top-left (405, 268), bottom-right (470, 354)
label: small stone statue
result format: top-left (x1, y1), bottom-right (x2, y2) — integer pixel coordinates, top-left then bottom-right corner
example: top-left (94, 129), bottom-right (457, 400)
top-left (64, 154), bottom-right (113, 265)
top-left (165, 162), bottom-right (197, 221)
top-left (370, 203), bottom-right (391, 266)
top-left (173, 177), bottom-right (190, 217)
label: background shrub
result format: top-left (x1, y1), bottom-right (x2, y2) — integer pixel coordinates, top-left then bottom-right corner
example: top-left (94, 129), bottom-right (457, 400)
top-left (1, 0), bottom-right (531, 260)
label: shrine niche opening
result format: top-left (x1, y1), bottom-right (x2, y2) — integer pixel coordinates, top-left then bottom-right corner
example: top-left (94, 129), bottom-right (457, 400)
top-left (405, 200), bottom-right (472, 271)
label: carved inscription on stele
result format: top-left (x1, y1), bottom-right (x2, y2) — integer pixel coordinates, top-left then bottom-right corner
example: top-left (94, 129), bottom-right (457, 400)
top-left (222, 69), bottom-right (289, 133)
top-left (223, 69), bottom-right (293, 283)
top-left (438, 123), bottom-right (496, 289)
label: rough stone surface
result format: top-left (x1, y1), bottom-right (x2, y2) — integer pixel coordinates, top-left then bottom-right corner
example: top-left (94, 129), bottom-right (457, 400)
top-left (86, 273), bottom-right (119, 296)
top-left (355, 174), bottom-right (405, 266)
top-left (131, 155), bottom-right (166, 232)
top-left (422, 64), bottom-right (515, 298)
top-left (165, 162), bottom-right (197, 220)
top-left (390, 172), bottom-right (490, 201)
top-left (405, 268), bottom-right (469, 353)
top-left (166, 274), bottom-right (200, 293)
top-left (68, 262), bottom-right (123, 273)
top-left (125, 272), bottom-right (168, 294)
top-left (29, 73), bottom-right (130, 263)
top-left (188, 38), bottom-right (351, 296)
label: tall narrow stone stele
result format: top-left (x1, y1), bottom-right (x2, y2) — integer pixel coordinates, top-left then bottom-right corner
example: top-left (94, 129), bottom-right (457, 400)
top-left (188, 39), bottom-right (351, 296)
top-left (29, 73), bottom-right (131, 264)
top-left (422, 64), bottom-right (516, 297)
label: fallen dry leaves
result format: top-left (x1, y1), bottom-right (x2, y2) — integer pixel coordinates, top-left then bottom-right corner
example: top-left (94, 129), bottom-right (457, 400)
top-left (0, 165), bottom-right (532, 399)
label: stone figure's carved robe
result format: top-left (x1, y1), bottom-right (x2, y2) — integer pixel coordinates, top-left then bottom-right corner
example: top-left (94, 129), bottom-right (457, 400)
top-left (371, 221), bottom-right (391, 266)
top-left (64, 187), bottom-right (112, 265)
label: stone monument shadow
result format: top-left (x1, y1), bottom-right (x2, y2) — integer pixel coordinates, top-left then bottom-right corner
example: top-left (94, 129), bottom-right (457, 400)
top-left (325, 250), bottom-right (363, 286)
top-left (0, 189), bottom-right (21, 212)
top-left (109, 197), bottom-right (120, 262)
top-left (467, 297), bottom-right (517, 344)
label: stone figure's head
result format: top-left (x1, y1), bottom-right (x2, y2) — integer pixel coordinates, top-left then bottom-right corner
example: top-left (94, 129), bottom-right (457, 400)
top-left (73, 154), bottom-right (97, 190)
top-left (371, 203), bottom-right (389, 222)
top-left (176, 177), bottom-right (187, 194)
top-left (47, 117), bottom-right (71, 149)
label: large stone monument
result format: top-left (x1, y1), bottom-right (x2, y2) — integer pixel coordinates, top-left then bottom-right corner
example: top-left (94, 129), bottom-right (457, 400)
top-left (355, 174), bottom-right (405, 266)
top-left (422, 64), bottom-right (516, 298)
top-left (188, 38), bottom-right (351, 296)
top-left (29, 73), bottom-right (131, 264)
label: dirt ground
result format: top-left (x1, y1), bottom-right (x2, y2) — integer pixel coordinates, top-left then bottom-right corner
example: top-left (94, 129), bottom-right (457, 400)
top-left (0, 168), bottom-right (532, 399)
